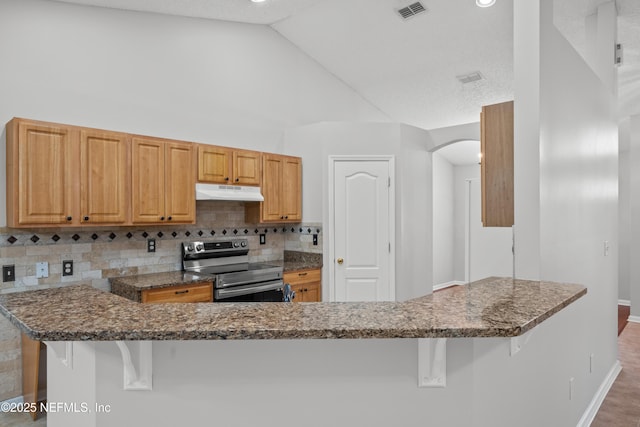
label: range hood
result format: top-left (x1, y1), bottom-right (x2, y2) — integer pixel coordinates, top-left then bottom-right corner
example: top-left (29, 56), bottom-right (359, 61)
top-left (195, 183), bottom-right (264, 202)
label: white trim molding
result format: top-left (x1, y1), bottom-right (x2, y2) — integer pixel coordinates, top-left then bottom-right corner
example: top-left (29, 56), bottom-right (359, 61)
top-left (418, 338), bottom-right (447, 388)
top-left (45, 341), bottom-right (73, 369)
top-left (628, 315), bottom-right (640, 324)
top-left (576, 360), bottom-right (621, 427)
top-left (115, 341), bottom-right (153, 391)
top-left (433, 281), bottom-right (466, 292)
top-left (618, 299), bottom-right (630, 306)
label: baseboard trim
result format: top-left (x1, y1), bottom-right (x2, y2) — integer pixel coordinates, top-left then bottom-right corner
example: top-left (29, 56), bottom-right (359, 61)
top-left (628, 315), bottom-right (640, 324)
top-left (433, 281), bottom-right (466, 292)
top-left (576, 360), bottom-right (621, 427)
top-left (618, 299), bottom-right (631, 306)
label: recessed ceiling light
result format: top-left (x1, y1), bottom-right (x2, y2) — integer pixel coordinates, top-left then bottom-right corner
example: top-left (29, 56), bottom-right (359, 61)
top-left (251, 0), bottom-right (267, 3)
top-left (476, 0), bottom-right (496, 7)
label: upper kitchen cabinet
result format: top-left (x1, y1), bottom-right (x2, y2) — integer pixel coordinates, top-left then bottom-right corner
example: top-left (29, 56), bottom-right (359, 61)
top-left (6, 118), bottom-right (130, 227)
top-left (132, 137), bottom-right (195, 224)
top-left (245, 154), bottom-right (301, 223)
top-left (480, 100), bottom-right (514, 227)
top-left (197, 145), bottom-right (261, 186)
top-left (80, 129), bottom-right (130, 224)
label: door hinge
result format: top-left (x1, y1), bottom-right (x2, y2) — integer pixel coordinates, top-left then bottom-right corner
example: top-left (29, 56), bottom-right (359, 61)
top-left (388, 177), bottom-right (391, 187)
top-left (389, 242), bottom-right (391, 253)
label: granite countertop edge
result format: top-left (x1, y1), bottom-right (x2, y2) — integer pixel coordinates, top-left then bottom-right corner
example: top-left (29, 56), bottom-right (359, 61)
top-left (0, 277), bottom-right (587, 342)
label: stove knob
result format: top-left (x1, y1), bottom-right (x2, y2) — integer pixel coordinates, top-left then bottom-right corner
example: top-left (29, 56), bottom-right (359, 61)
top-left (196, 244), bottom-right (204, 251)
top-left (233, 242), bottom-right (240, 248)
top-left (187, 244), bottom-right (194, 252)
top-left (240, 241), bottom-right (247, 247)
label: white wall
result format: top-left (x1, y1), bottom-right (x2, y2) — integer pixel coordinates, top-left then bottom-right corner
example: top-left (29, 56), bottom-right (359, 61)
top-left (0, 0), bottom-right (389, 227)
top-left (629, 114), bottom-right (640, 317)
top-left (284, 122), bottom-right (434, 301)
top-left (619, 118), bottom-right (631, 302)
top-left (511, 0), bottom-right (618, 424)
top-left (432, 153), bottom-right (454, 286)
top-left (453, 165), bottom-right (478, 281)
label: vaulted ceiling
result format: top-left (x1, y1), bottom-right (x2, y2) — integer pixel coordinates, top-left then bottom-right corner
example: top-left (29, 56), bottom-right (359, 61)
top-left (51, 0), bottom-right (640, 132)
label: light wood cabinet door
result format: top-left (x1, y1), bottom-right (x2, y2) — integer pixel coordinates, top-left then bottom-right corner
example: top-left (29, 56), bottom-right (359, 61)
top-left (80, 130), bottom-right (130, 224)
top-left (165, 141), bottom-right (195, 223)
top-left (233, 149), bottom-right (261, 186)
top-left (245, 154), bottom-right (302, 223)
top-left (281, 156), bottom-right (302, 221)
top-left (7, 119), bottom-right (78, 226)
top-left (261, 154), bottom-right (284, 221)
top-left (284, 268), bottom-right (321, 302)
top-left (132, 137), bottom-right (166, 223)
top-left (141, 282), bottom-right (213, 304)
top-left (198, 145), bottom-right (232, 184)
top-left (480, 101), bottom-right (514, 227)
top-left (132, 137), bottom-right (195, 224)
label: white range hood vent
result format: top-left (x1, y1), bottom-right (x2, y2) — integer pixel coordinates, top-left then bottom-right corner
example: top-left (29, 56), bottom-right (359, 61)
top-left (195, 183), bottom-right (264, 202)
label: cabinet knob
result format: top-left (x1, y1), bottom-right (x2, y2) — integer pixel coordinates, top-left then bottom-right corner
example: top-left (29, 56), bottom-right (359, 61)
top-left (168, 216), bottom-right (172, 221)
top-left (84, 216), bottom-right (89, 221)
top-left (225, 177), bottom-right (229, 181)
top-left (66, 216), bottom-right (72, 221)
top-left (280, 216), bottom-right (284, 219)
top-left (285, 216), bottom-right (288, 219)
top-left (337, 258), bottom-right (344, 265)
top-left (160, 216), bottom-right (165, 221)
top-left (303, 288), bottom-right (308, 292)
top-left (235, 178), bottom-right (240, 182)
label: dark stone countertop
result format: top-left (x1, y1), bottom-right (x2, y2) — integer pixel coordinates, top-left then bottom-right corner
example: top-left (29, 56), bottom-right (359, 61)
top-left (0, 277), bottom-right (586, 341)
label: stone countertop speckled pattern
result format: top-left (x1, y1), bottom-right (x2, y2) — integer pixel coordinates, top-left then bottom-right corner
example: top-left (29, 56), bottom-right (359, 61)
top-left (0, 277), bottom-right (585, 341)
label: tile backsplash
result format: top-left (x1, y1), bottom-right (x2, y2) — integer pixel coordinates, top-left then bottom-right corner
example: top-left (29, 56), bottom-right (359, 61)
top-left (0, 201), bottom-right (322, 401)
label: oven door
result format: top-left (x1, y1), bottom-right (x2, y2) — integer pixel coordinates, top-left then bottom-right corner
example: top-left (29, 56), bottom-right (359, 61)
top-left (214, 280), bottom-right (284, 302)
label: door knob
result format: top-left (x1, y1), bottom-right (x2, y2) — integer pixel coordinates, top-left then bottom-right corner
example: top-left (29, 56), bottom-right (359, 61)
top-left (337, 258), bottom-right (344, 265)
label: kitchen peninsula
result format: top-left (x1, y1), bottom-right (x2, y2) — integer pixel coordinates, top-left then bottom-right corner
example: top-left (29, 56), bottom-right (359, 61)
top-left (0, 277), bottom-right (586, 427)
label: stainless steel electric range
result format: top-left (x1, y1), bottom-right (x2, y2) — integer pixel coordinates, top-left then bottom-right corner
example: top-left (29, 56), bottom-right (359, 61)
top-left (181, 239), bottom-right (284, 302)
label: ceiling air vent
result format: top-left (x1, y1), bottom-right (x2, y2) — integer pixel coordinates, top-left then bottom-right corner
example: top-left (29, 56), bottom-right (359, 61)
top-left (397, 2), bottom-right (427, 20)
top-left (456, 71), bottom-right (484, 84)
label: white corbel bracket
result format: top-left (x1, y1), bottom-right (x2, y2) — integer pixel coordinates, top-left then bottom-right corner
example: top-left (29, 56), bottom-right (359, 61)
top-left (418, 338), bottom-right (447, 388)
top-left (115, 341), bottom-right (153, 391)
top-left (510, 327), bottom-right (536, 356)
top-left (44, 341), bottom-right (73, 369)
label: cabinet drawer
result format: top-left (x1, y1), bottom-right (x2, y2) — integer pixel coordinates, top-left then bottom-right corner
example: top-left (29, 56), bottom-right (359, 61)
top-left (284, 269), bottom-right (321, 286)
top-left (141, 282), bottom-right (212, 304)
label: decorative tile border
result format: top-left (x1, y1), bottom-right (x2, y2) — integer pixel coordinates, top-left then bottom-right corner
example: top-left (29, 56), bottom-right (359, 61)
top-left (0, 224), bottom-right (323, 247)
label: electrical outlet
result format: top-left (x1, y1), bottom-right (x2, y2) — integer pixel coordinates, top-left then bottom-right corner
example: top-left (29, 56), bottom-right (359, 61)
top-left (2, 265), bottom-right (15, 282)
top-left (147, 238), bottom-right (156, 253)
top-left (62, 260), bottom-right (74, 277)
top-left (313, 234), bottom-right (318, 246)
top-left (259, 234), bottom-right (266, 245)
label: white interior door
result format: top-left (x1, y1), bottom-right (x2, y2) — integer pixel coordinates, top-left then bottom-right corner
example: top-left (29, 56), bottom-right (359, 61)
top-left (331, 158), bottom-right (394, 302)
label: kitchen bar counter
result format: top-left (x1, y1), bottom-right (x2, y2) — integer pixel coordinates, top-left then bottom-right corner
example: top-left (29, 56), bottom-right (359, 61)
top-left (0, 277), bottom-right (585, 341)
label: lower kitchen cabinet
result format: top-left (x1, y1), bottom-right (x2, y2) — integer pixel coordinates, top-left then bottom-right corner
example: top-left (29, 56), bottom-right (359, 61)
top-left (284, 268), bottom-right (321, 302)
top-left (141, 282), bottom-right (213, 304)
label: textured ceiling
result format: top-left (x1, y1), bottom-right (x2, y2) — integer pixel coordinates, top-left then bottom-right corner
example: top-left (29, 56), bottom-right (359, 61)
top-left (51, 0), bottom-right (640, 131)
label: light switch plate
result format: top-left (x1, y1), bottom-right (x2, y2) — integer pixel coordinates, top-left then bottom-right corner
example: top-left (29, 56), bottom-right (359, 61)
top-left (36, 262), bottom-right (49, 279)
top-left (259, 234), bottom-right (266, 245)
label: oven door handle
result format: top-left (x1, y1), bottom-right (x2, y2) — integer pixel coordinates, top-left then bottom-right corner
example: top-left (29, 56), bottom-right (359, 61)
top-left (215, 280), bottom-right (284, 300)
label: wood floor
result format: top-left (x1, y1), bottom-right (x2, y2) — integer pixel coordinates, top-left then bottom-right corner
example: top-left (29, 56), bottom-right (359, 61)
top-left (592, 308), bottom-right (639, 426)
